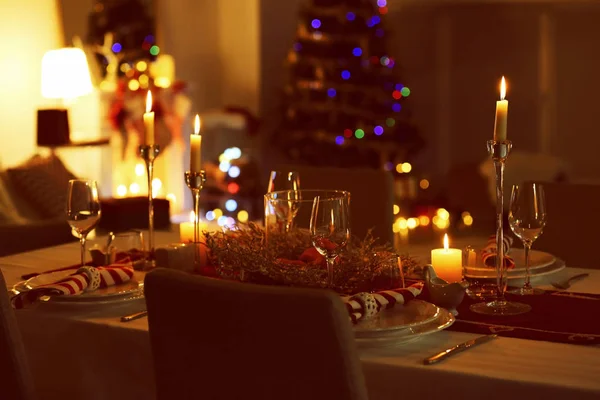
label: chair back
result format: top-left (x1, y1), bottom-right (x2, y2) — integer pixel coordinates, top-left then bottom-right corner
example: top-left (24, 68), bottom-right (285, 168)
top-left (145, 268), bottom-right (368, 400)
top-left (0, 270), bottom-right (36, 400)
top-left (277, 165), bottom-right (394, 244)
top-left (531, 182), bottom-right (600, 268)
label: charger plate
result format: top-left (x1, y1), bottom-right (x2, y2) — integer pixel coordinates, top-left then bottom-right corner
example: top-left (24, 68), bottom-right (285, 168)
top-left (465, 249), bottom-right (555, 273)
top-left (464, 258), bottom-right (565, 281)
top-left (21, 270), bottom-right (144, 303)
top-left (354, 300), bottom-right (442, 339)
top-left (355, 304), bottom-right (455, 347)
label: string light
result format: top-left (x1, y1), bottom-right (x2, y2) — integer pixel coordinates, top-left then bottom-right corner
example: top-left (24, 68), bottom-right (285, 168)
top-left (392, 90), bottom-right (402, 100)
top-left (401, 87), bottom-right (411, 97)
top-left (149, 45), bottom-right (160, 56)
top-left (311, 19), bottom-right (321, 29)
top-left (352, 47), bottom-right (362, 57)
top-left (335, 136), bottom-right (345, 145)
top-left (354, 129), bottom-right (365, 139)
top-left (111, 43), bottom-right (122, 53)
top-left (341, 70), bottom-right (351, 80)
top-left (374, 126), bottom-right (384, 135)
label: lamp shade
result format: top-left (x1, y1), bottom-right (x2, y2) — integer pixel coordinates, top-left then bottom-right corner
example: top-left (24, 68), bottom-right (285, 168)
top-left (41, 48), bottom-right (93, 100)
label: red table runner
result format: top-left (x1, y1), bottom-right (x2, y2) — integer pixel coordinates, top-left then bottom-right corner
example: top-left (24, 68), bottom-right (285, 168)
top-left (447, 291), bottom-right (600, 345)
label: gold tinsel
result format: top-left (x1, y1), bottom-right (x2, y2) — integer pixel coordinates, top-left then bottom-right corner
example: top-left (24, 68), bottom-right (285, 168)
top-left (204, 222), bottom-right (419, 295)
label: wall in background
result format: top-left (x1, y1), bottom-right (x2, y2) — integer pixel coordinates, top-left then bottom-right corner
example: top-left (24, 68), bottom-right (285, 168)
top-left (0, 0), bottom-right (64, 167)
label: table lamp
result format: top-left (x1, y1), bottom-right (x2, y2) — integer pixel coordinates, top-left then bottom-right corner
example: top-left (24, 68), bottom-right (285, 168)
top-left (38, 47), bottom-right (93, 147)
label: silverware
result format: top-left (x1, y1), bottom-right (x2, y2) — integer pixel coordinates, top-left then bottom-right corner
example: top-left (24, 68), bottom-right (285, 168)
top-left (424, 334), bottom-right (498, 365)
top-left (551, 273), bottom-right (589, 290)
top-left (120, 311), bottom-right (148, 322)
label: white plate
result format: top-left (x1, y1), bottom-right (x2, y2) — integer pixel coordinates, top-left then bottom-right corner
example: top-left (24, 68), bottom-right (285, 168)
top-left (355, 306), bottom-right (455, 347)
top-left (465, 258), bottom-right (566, 281)
top-left (23, 270), bottom-right (144, 303)
top-left (465, 249), bottom-right (555, 273)
top-left (354, 300), bottom-right (442, 339)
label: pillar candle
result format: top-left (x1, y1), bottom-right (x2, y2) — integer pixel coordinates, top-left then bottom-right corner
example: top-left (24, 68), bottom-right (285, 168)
top-left (190, 114), bottom-right (202, 172)
top-left (493, 76), bottom-right (508, 142)
top-left (180, 211), bottom-right (208, 242)
top-left (431, 234), bottom-right (463, 283)
top-left (143, 91), bottom-right (155, 146)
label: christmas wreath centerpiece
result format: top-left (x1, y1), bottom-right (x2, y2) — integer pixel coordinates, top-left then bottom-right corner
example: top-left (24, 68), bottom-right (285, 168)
top-left (204, 222), bottom-right (419, 295)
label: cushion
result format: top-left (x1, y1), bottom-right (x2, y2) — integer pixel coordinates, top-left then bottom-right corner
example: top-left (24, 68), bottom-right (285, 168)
top-left (6, 154), bottom-right (77, 219)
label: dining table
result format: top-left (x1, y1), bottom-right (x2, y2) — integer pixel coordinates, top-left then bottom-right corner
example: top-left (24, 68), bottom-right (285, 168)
top-left (1, 228), bottom-right (599, 400)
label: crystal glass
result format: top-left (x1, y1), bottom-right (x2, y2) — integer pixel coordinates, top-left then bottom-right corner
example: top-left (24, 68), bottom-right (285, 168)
top-left (267, 170), bottom-right (300, 193)
top-left (508, 183), bottom-right (547, 295)
top-left (66, 179), bottom-right (101, 267)
top-left (111, 230), bottom-right (145, 269)
top-left (310, 194), bottom-right (351, 287)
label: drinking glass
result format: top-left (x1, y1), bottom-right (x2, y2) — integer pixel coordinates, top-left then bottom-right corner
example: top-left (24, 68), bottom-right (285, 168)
top-left (267, 170), bottom-right (300, 193)
top-left (508, 183), bottom-right (547, 295)
top-left (111, 230), bottom-right (145, 269)
top-left (310, 194), bottom-right (350, 287)
top-left (266, 171), bottom-right (301, 231)
top-left (66, 179), bottom-right (101, 267)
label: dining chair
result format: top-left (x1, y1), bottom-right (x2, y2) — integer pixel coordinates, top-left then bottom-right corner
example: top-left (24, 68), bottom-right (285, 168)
top-left (0, 270), bottom-right (36, 400)
top-left (145, 268), bottom-right (369, 400)
top-left (277, 165), bottom-right (394, 244)
top-left (531, 182), bottom-right (600, 269)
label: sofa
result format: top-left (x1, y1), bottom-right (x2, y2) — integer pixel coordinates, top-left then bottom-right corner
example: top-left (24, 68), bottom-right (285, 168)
top-left (0, 154), bottom-right (76, 257)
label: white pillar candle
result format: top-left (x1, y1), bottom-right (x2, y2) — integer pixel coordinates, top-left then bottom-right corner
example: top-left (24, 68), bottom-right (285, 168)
top-left (493, 76), bottom-right (508, 142)
top-left (143, 91), bottom-right (155, 146)
top-left (431, 233), bottom-right (463, 283)
top-left (190, 114), bottom-right (202, 172)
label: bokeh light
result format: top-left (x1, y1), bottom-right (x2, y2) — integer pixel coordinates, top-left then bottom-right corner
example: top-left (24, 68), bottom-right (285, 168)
top-left (206, 211), bottom-right (215, 221)
top-left (401, 163), bottom-right (412, 173)
top-left (111, 43), bottom-right (122, 53)
top-left (327, 88), bottom-right (336, 97)
top-left (355, 129), bottom-right (365, 139)
top-left (311, 19), bottom-right (321, 29)
top-left (374, 125), bottom-right (384, 135)
top-left (341, 70), bottom-right (351, 80)
top-left (386, 118), bottom-right (396, 127)
top-left (225, 199), bottom-right (238, 212)
top-left (129, 183), bottom-right (140, 194)
top-left (228, 166), bottom-right (241, 178)
top-left (228, 182), bottom-right (240, 194)
top-left (392, 90), bottom-right (402, 100)
top-left (237, 210), bottom-right (249, 223)
top-left (343, 129), bottom-right (352, 138)
top-left (149, 45), bottom-right (160, 56)
top-left (116, 185), bottom-right (127, 197)
top-left (392, 103), bottom-right (402, 112)
top-left (419, 216), bottom-right (430, 226)
top-left (352, 47), bottom-right (362, 57)
top-left (335, 136), bottom-right (345, 145)
top-left (213, 208), bottom-right (224, 219)
top-left (420, 179), bottom-right (430, 189)
top-left (401, 87), bottom-right (411, 97)
top-left (346, 12), bottom-right (356, 21)
top-left (377, 0), bottom-right (387, 6)
top-left (393, 204), bottom-right (400, 215)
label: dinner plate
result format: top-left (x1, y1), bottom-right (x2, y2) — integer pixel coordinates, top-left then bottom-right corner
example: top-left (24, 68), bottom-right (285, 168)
top-left (355, 306), bottom-right (455, 347)
top-left (465, 249), bottom-right (555, 273)
top-left (354, 300), bottom-right (441, 339)
top-left (23, 270), bottom-right (144, 303)
top-left (464, 258), bottom-right (565, 281)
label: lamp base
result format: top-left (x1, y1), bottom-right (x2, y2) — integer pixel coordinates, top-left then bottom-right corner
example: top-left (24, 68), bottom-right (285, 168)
top-left (37, 108), bottom-right (70, 147)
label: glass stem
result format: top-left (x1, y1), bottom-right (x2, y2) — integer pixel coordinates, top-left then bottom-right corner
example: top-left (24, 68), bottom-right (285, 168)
top-left (80, 235), bottom-right (86, 267)
top-left (327, 257), bottom-right (335, 288)
top-left (523, 242), bottom-right (532, 290)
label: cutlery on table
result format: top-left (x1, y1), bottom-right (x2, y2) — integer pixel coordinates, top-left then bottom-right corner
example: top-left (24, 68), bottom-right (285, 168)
top-left (423, 334), bottom-right (498, 365)
top-left (120, 311), bottom-right (148, 322)
top-left (551, 273), bottom-right (589, 290)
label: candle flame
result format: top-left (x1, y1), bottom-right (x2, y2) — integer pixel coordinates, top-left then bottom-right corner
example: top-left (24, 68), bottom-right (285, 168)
top-left (146, 91), bottom-right (153, 113)
top-left (443, 233), bottom-right (449, 251)
top-left (189, 211), bottom-right (195, 222)
top-left (194, 114), bottom-right (201, 135)
top-left (500, 76), bottom-right (506, 100)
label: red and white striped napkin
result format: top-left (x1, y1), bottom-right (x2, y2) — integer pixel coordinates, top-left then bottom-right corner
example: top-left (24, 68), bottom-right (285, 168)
top-left (11, 265), bottom-right (134, 309)
top-left (345, 282), bottom-right (424, 324)
top-left (481, 235), bottom-right (516, 269)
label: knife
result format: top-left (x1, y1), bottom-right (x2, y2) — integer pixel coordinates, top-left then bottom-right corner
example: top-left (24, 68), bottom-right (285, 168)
top-left (423, 334), bottom-right (498, 365)
top-left (120, 311), bottom-right (148, 322)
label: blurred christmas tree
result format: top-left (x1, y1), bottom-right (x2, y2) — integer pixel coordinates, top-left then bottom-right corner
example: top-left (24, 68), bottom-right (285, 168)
top-left (272, 0), bottom-right (452, 238)
top-left (274, 0), bottom-right (424, 169)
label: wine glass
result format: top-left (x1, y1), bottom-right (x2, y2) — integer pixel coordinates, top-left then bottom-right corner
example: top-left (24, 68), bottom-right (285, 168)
top-left (508, 183), bottom-right (547, 295)
top-left (66, 179), bottom-right (101, 267)
top-left (310, 194), bottom-right (350, 288)
top-left (267, 171), bottom-right (301, 231)
top-left (267, 170), bottom-right (300, 193)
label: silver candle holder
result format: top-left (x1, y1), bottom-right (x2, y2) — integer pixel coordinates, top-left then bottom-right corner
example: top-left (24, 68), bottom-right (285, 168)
top-left (138, 144), bottom-right (161, 268)
top-left (470, 140), bottom-right (531, 316)
top-left (185, 171), bottom-right (207, 267)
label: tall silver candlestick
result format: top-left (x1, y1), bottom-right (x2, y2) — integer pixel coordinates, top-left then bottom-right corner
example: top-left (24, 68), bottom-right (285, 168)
top-left (470, 140), bottom-right (531, 316)
top-left (138, 145), bottom-right (160, 268)
top-left (185, 171), bottom-right (206, 267)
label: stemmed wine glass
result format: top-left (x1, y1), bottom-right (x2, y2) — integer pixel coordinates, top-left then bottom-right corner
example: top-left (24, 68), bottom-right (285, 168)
top-left (267, 170), bottom-right (300, 193)
top-left (310, 194), bottom-right (350, 288)
top-left (267, 171), bottom-right (300, 231)
top-left (508, 183), bottom-right (547, 295)
top-left (66, 179), bottom-right (101, 267)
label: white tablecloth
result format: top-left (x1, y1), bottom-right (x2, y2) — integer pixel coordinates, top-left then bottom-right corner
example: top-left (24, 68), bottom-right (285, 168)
top-left (2, 230), bottom-right (600, 400)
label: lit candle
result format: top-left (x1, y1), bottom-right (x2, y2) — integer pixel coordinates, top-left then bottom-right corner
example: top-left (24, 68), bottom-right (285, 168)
top-left (143, 91), bottom-right (155, 146)
top-left (431, 234), bottom-right (463, 283)
top-left (493, 76), bottom-right (508, 142)
top-left (180, 211), bottom-right (208, 242)
top-left (190, 114), bottom-right (202, 172)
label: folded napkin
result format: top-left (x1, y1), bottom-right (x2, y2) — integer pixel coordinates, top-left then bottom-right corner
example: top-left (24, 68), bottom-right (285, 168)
top-left (345, 282), bottom-right (424, 324)
top-left (12, 265), bottom-right (134, 309)
top-left (481, 235), bottom-right (515, 269)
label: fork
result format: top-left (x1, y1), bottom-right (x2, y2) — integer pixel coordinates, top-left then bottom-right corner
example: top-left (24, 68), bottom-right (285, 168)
top-left (551, 273), bottom-right (589, 290)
